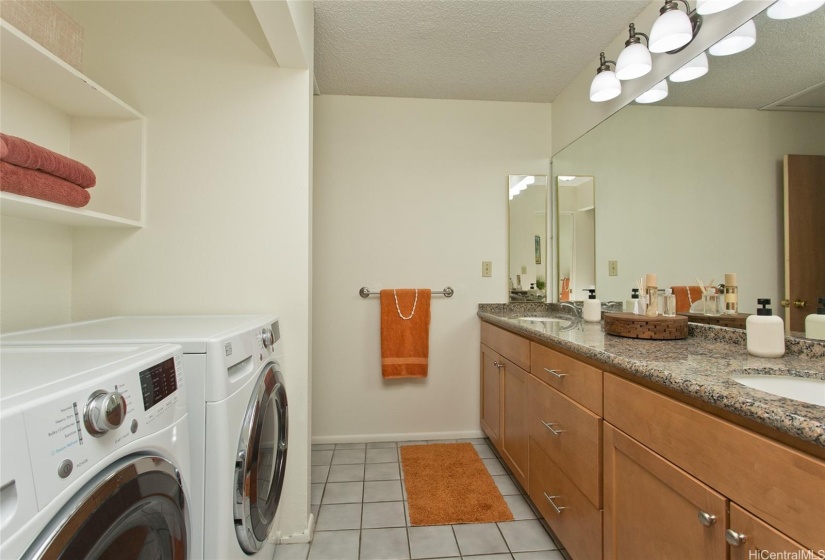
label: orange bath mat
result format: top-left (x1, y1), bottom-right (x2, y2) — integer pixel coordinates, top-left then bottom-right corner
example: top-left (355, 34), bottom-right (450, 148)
top-left (400, 442), bottom-right (514, 526)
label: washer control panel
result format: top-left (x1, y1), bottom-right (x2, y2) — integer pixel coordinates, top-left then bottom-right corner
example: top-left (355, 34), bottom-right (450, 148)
top-left (23, 350), bottom-right (184, 510)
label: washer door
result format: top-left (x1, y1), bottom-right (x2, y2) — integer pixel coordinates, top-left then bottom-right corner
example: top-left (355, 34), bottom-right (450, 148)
top-left (25, 455), bottom-right (188, 560)
top-left (234, 361), bottom-right (288, 553)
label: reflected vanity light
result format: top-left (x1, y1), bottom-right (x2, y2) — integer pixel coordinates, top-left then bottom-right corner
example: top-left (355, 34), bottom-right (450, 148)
top-left (590, 52), bottom-right (621, 102)
top-left (649, 0), bottom-right (702, 54)
top-left (767, 0), bottom-right (825, 19)
top-left (558, 176), bottom-right (577, 181)
top-left (696, 0), bottom-right (744, 15)
top-left (509, 175), bottom-right (536, 200)
top-left (669, 51), bottom-right (709, 82)
top-left (635, 80), bottom-right (669, 103)
top-left (709, 18), bottom-right (756, 56)
top-left (616, 24), bottom-right (652, 80)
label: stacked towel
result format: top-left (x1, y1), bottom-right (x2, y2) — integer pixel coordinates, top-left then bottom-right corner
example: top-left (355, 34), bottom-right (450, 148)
top-left (380, 289), bottom-right (432, 379)
top-left (671, 286), bottom-right (704, 313)
top-left (0, 133), bottom-right (95, 208)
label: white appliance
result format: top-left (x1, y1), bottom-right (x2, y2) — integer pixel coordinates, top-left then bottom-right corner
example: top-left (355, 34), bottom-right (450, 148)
top-left (2, 316), bottom-right (289, 559)
top-left (0, 344), bottom-right (190, 560)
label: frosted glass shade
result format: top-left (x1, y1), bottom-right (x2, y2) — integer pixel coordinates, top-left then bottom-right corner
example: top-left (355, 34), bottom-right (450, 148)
top-left (696, 0), bottom-right (745, 15)
top-left (649, 9), bottom-right (693, 53)
top-left (669, 51), bottom-right (709, 82)
top-left (616, 42), bottom-right (653, 80)
top-left (709, 19), bottom-right (756, 56)
top-left (590, 70), bottom-right (621, 102)
top-left (767, 0), bottom-right (825, 19)
top-left (635, 80), bottom-right (669, 104)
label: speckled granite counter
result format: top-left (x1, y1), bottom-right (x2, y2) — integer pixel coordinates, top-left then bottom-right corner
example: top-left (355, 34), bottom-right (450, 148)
top-left (479, 303), bottom-right (825, 449)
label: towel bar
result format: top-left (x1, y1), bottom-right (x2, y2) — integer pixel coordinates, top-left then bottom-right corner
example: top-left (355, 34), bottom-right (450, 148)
top-left (359, 286), bottom-right (454, 298)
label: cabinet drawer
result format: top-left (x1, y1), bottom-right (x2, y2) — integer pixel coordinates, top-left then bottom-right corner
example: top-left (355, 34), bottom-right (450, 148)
top-left (528, 374), bottom-right (602, 507)
top-left (604, 373), bottom-right (825, 550)
top-left (529, 438), bottom-right (602, 560)
top-left (481, 322), bottom-right (530, 371)
top-left (531, 342), bottom-right (602, 415)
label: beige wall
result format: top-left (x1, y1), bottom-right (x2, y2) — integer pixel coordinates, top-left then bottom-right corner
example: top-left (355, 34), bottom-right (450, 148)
top-left (553, 105), bottom-right (825, 312)
top-left (312, 95), bottom-right (551, 442)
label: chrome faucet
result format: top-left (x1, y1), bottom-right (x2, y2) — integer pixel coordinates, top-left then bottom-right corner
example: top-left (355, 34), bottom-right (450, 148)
top-left (559, 302), bottom-right (582, 317)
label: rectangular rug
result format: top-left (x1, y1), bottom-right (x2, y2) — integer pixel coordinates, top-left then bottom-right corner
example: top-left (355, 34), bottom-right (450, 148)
top-left (400, 442), bottom-right (514, 526)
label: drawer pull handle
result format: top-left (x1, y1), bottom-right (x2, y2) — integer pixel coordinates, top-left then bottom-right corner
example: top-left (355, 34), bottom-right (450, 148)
top-left (543, 493), bottom-right (567, 514)
top-left (544, 368), bottom-right (567, 378)
top-left (542, 421), bottom-right (565, 435)
top-left (725, 530), bottom-right (747, 547)
top-left (697, 510), bottom-right (717, 527)
top-left (493, 361), bottom-right (504, 369)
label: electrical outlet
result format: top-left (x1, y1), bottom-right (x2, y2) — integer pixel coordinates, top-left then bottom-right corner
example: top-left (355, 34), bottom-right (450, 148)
top-left (482, 261), bottom-right (492, 277)
top-left (609, 260), bottom-right (619, 276)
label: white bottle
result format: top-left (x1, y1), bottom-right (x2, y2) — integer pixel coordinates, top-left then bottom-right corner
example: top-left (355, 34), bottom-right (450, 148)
top-left (805, 297), bottom-right (825, 341)
top-left (746, 299), bottom-right (785, 358)
top-left (582, 286), bottom-right (601, 323)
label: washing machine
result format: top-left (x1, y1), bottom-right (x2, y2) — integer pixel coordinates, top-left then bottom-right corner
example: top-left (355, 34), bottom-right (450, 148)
top-left (0, 343), bottom-right (190, 559)
top-left (2, 315), bottom-right (289, 559)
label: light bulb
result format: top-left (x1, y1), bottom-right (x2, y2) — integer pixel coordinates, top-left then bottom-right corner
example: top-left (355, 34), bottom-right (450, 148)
top-left (767, 0), bottom-right (825, 19)
top-left (649, 8), bottom-right (694, 53)
top-left (635, 80), bottom-right (669, 104)
top-left (709, 18), bottom-right (756, 56)
top-left (590, 70), bottom-right (621, 102)
top-left (616, 42), bottom-right (653, 81)
top-left (669, 51), bottom-right (709, 82)
top-left (696, 0), bottom-right (744, 15)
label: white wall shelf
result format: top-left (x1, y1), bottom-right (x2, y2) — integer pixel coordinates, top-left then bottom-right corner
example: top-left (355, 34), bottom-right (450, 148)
top-left (0, 20), bottom-right (145, 227)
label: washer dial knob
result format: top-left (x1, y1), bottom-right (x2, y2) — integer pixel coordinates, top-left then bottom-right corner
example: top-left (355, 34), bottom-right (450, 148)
top-left (261, 327), bottom-right (274, 349)
top-left (84, 390), bottom-right (127, 437)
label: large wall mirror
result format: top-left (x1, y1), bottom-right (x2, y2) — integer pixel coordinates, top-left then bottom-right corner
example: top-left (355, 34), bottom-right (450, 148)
top-left (509, 175), bottom-right (548, 302)
top-left (551, 7), bottom-right (825, 336)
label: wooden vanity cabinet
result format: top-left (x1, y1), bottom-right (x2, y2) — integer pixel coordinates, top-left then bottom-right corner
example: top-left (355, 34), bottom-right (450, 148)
top-left (501, 358), bottom-right (529, 487)
top-left (728, 503), bottom-right (807, 560)
top-left (480, 344), bottom-right (502, 447)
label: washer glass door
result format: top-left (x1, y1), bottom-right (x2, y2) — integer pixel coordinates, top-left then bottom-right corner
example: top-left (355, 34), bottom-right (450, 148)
top-left (234, 361), bottom-right (288, 553)
top-left (25, 456), bottom-right (187, 560)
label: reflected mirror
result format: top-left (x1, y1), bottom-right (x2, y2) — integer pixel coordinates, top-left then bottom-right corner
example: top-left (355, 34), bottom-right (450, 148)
top-left (557, 176), bottom-right (595, 302)
top-left (551, 7), bottom-right (825, 338)
top-left (509, 175), bottom-right (548, 302)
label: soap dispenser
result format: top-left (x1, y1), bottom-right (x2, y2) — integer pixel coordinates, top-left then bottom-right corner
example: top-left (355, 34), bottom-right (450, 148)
top-left (626, 288), bottom-right (641, 314)
top-left (805, 298), bottom-right (825, 341)
top-left (582, 286), bottom-right (601, 323)
top-left (746, 299), bottom-right (785, 358)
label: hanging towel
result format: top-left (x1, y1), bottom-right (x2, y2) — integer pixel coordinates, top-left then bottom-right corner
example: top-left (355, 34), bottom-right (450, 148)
top-left (380, 289), bottom-right (432, 379)
top-left (0, 133), bottom-right (96, 188)
top-left (671, 286), bottom-right (704, 313)
top-left (0, 161), bottom-right (91, 208)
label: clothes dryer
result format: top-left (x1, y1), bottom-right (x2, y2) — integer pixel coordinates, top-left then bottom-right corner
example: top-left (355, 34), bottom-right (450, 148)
top-left (2, 315), bottom-right (289, 559)
top-left (0, 344), bottom-right (190, 560)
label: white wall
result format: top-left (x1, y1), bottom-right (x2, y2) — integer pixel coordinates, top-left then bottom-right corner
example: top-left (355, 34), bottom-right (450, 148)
top-left (313, 95), bottom-right (550, 442)
top-left (46, 0), bottom-right (312, 539)
top-left (553, 105), bottom-right (825, 312)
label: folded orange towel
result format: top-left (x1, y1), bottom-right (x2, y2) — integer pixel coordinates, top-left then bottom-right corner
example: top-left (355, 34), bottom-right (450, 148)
top-left (0, 161), bottom-right (91, 208)
top-left (671, 286), bottom-right (703, 313)
top-left (0, 133), bottom-right (96, 188)
top-left (380, 289), bottom-right (432, 379)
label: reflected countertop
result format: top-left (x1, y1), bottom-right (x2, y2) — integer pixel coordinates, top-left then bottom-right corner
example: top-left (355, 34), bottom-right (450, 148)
top-left (478, 303), bottom-right (825, 449)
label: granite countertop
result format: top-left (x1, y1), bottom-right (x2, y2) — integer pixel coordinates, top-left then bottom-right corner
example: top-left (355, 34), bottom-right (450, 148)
top-left (479, 303), bottom-right (825, 449)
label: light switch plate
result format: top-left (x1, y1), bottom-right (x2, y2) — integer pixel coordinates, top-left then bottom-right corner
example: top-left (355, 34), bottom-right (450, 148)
top-left (482, 261), bottom-right (492, 277)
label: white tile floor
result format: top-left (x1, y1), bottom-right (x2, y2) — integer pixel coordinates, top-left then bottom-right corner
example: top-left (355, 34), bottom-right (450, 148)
top-left (276, 439), bottom-right (565, 560)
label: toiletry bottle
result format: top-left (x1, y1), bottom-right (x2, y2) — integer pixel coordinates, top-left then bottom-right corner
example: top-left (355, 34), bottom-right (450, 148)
top-left (662, 288), bottom-right (676, 317)
top-left (805, 298), bottom-right (825, 340)
top-left (746, 299), bottom-right (785, 358)
top-left (645, 273), bottom-right (658, 317)
top-left (724, 273), bottom-right (738, 315)
top-left (582, 286), bottom-right (601, 322)
top-left (626, 289), bottom-right (641, 314)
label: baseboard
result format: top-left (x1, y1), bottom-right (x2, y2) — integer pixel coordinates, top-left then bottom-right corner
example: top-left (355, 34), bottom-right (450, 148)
top-left (311, 430), bottom-right (486, 445)
top-left (270, 512), bottom-right (316, 545)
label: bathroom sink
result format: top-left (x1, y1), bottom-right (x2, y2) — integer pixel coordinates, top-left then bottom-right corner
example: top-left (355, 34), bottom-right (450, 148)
top-left (731, 374), bottom-right (825, 407)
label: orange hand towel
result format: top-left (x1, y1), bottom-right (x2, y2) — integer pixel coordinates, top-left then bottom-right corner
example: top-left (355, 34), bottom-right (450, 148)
top-left (671, 286), bottom-right (703, 313)
top-left (380, 289), bottom-right (431, 379)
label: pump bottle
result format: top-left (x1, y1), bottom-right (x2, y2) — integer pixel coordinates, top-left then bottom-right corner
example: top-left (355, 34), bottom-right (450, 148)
top-left (583, 286), bottom-right (601, 323)
top-left (805, 298), bottom-right (825, 341)
top-left (746, 299), bottom-right (785, 358)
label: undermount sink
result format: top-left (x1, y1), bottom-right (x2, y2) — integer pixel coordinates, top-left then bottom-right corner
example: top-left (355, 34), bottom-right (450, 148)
top-left (517, 317), bottom-right (567, 323)
top-left (731, 374), bottom-right (825, 407)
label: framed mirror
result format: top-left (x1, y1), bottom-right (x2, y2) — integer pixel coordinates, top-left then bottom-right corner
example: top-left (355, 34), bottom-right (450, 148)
top-left (551, 7), bottom-right (825, 338)
top-left (557, 176), bottom-right (595, 302)
top-left (508, 175), bottom-right (548, 302)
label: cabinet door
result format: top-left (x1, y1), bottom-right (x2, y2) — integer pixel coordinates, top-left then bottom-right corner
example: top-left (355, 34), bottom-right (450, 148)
top-left (480, 344), bottom-right (502, 447)
top-left (604, 424), bottom-right (727, 560)
top-left (501, 358), bottom-right (528, 488)
top-left (728, 503), bottom-right (808, 560)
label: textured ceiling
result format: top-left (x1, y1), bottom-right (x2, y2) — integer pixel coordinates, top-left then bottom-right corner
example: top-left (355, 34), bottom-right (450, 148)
top-left (314, 0), bottom-right (650, 103)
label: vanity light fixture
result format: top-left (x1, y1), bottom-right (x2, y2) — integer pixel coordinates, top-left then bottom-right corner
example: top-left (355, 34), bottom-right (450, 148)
top-left (649, 0), bottom-right (703, 54)
top-left (767, 0), bottom-right (825, 19)
top-left (635, 80), bottom-right (669, 104)
top-left (558, 176), bottom-right (577, 181)
top-left (669, 51), bottom-right (709, 82)
top-left (696, 0), bottom-right (744, 15)
top-left (589, 52), bottom-right (622, 102)
top-left (616, 24), bottom-right (652, 80)
top-left (708, 18), bottom-right (756, 56)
